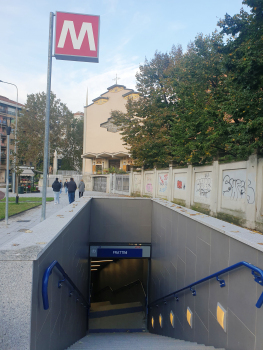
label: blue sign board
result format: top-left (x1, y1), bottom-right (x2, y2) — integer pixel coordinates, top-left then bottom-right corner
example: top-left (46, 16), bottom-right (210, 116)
top-left (97, 248), bottom-right (143, 258)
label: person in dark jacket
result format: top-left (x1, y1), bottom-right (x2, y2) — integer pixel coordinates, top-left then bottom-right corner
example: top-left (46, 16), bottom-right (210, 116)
top-left (59, 180), bottom-right (63, 194)
top-left (67, 178), bottom-right (77, 204)
top-left (52, 178), bottom-right (61, 204)
top-left (64, 179), bottom-right (68, 194)
top-left (78, 179), bottom-right (85, 198)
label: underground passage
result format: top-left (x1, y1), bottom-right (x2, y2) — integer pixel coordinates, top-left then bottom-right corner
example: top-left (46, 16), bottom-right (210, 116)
top-left (1, 197), bottom-right (263, 350)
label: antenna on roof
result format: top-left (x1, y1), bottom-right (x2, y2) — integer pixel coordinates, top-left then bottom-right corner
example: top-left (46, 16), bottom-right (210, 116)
top-left (113, 74), bottom-right (120, 85)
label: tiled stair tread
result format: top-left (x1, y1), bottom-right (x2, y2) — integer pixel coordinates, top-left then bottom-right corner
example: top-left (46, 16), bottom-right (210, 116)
top-left (66, 333), bottom-right (225, 349)
top-left (90, 301), bottom-right (142, 312)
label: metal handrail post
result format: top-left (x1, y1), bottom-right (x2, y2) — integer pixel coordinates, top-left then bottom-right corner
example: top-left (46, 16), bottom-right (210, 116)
top-left (5, 123), bottom-right (11, 224)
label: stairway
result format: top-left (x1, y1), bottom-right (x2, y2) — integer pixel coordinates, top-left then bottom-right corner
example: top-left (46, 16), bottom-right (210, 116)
top-left (67, 332), bottom-right (225, 349)
top-left (88, 301), bottom-right (146, 332)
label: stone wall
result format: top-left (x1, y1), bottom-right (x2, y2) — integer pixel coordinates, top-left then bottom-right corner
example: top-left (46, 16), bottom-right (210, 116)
top-left (130, 155), bottom-right (263, 230)
top-left (149, 199), bottom-right (263, 350)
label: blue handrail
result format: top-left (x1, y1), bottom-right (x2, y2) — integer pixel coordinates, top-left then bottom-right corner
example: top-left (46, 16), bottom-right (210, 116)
top-left (42, 260), bottom-right (89, 310)
top-left (149, 261), bottom-right (263, 309)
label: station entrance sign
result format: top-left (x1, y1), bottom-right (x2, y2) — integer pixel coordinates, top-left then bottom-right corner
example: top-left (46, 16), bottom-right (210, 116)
top-left (54, 11), bottom-right (100, 62)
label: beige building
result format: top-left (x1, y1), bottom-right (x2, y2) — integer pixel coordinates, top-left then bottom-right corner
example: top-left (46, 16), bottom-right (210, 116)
top-left (82, 84), bottom-right (139, 174)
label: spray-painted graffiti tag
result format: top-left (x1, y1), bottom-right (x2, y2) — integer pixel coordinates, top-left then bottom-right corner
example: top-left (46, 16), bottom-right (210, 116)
top-left (222, 175), bottom-right (255, 204)
top-left (159, 173), bottom-right (168, 194)
top-left (195, 173), bottom-right (211, 198)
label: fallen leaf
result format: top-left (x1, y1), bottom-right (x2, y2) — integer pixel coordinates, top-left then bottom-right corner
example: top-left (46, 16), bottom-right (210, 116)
top-left (12, 244), bottom-right (19, 246)
top-left (190, 214), bottom-right (197, 216)
top-left (25, 230), bottom-right (33, 233)
top-left (69, 210), bottom-right (73, 212)
top-left (231, 231), bottom-right (239, 233)
top-left (36, 242), bottom-right (47, 245)
top-left (171, 204), bottom-right (176, 207)
top-left (258, 243), bottom-right (263, 245)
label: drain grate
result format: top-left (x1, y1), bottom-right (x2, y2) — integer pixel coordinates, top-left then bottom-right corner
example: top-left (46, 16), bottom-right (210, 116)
top-left (17, 220), bottom-right (31, 222)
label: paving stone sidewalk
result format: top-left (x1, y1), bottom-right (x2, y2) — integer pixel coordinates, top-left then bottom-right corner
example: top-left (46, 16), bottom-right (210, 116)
top-left (0, 187), bottom-right (123, 248)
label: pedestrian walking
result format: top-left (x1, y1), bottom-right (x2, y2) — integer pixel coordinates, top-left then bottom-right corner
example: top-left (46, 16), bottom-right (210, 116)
top-left (64, 179), bottom-right (68, 194)
top-left (52, 178), bottom-right (61, 204)
top-left (78, 179), bottom-right (85, 198)
top-left (59, 180), bottom-right (63, 194)
top-left (67, 177), bottom-right (77, 204)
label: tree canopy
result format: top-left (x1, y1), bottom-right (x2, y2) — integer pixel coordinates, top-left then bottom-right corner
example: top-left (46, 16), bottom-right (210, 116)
top-left (112, 0), bottom-right (263, 168)
top-left (17, 92), bottom-right (83, 172)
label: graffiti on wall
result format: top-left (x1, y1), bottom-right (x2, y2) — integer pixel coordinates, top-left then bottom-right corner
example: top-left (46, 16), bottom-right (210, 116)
top-left (222, 170), bottom-right (255, 204)
top-left (145, 174), bottom-right (153, 193)
top-left (134, 174), bottom-right (141, 192)
top-left (195, 172), bottom-right (212, 198)
top-left (174, 174), bottom-right (186, 191)
top-left (159, 173), bottom-right (168, 194)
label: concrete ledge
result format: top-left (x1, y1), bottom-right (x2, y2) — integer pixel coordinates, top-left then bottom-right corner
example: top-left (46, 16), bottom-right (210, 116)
top-left (153, 198), bottom-right (263, 253)
top-left (0, 197), bottom-right (92, 261)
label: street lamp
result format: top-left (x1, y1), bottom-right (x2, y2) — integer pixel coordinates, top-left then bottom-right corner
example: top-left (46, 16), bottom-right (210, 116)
top-left (0, 80), bottom-right (18, 195)
top-left (4, 116), bottom-right (11, 224)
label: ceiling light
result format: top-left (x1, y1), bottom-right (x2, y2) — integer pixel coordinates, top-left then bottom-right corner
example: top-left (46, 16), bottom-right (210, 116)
top-left (91, 265), bottom-right (100, 267)
top-left (91, 260), bottom-right (113, 262)
top-left (91, 269), bottom-right (98, 271)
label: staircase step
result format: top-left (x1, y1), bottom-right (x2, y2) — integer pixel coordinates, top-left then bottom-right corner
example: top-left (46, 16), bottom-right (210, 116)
top-left (90, 301), bottom-right (142, 312)
top-left (89, 311), bottom-right (146, 330)
top-left (66, 333), bottom-right (225, 349)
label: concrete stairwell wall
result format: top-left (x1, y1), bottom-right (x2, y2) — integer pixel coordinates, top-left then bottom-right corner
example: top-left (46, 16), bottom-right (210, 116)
top-left (0, 198), bottom-right (92, 350)
top-left (89, 198), bottom-right (152, 244)
top-left (149, 199), bottom-right (263, 350)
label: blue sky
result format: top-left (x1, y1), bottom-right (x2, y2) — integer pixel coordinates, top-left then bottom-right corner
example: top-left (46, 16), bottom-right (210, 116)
top-left (0, 0), bottom-right (248, 112)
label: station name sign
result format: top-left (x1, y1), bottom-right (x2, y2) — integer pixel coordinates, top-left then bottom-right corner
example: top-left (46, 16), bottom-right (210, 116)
top-left (54, 11), bottom-right (100, 62)
top-left (90, 245), bottom-right (151, 258)
top-left (97, 248), bottom-right (143, 258)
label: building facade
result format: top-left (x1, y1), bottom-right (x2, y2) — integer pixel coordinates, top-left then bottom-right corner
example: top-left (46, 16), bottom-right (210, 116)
top-left (0, 95), bottom-right (24, 183)
top-left (82, 84), bottom-right (139, 174)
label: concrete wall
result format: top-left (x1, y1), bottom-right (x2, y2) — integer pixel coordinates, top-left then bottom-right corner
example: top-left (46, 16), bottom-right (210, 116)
top-left (89, 198), bottom-right (152, 244)
top-left (0, 197), bottom-right (91, 350)
top-left (129, 155), bottom-right (263, 231)
top-left (149, 199), bottom-right (263, 350)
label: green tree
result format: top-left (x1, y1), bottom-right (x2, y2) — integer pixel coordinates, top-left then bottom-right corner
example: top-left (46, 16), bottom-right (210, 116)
top-left (59, 118), bottom-right (83, 171)
top-left (16, 92), bottom-right (73, 170)
top-left (217, 0), bottom-right (263, 159)
top-left (112, 52), bottom-right (176, 168)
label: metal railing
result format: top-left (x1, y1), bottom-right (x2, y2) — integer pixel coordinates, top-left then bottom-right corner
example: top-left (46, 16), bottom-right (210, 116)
top-left (57, 170), bottom-right (81, 175)
top-left (115, 174), bottom-right (129, 192)
top-left (94, 279), bottom-right (147, 309)
top-left (96, 279), bottom-right (146, 297)
top-left (42, 260), bottom-right (89, 310)
top-left (149, 261), bottom-right (263, 309)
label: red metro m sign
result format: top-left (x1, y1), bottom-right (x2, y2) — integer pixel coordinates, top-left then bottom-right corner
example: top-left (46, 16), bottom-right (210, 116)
top-left (54, 12), bottom-right (100, 63)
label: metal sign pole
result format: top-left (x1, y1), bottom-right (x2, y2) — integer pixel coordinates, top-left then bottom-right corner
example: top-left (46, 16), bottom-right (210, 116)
top-left (41, 12), bottom-right (54, 221)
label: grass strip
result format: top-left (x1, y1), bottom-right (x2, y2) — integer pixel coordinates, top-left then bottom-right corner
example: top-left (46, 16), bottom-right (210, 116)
top-left (0, 197), bottom-right (54, 203)
top-left (0, 202), bottom-right (42, 220)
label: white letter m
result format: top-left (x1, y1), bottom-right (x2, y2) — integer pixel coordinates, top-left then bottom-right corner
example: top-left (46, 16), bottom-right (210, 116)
top-left (58, 20), bottom-right (96, 51)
